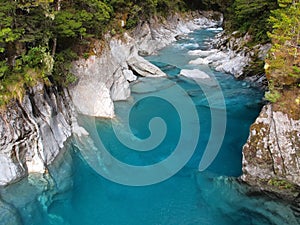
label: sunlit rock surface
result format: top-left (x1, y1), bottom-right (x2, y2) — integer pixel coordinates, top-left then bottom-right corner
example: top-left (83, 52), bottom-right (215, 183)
top-left (0, 84), bottom-right (72, 185)
top-left (242, 104), bottom-right (300, 196)
top-left (0, 11), bottom-right (223, 185)
top-left (69, 11), bottom-right (222, 118)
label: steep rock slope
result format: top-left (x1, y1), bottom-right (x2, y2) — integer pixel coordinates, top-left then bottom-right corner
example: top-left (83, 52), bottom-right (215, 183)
top-left (242, 105), bottom-right (300, 197)
top-left (69, 11), bottom-right (222, 118)
top-left (0, 84), bottom-right (72, 185)
top-left (0, 11), bottom-right (222, 186)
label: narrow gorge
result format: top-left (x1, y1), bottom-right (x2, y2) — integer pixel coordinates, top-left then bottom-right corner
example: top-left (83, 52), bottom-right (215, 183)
top-left (0, 4), bottom-right (299, 225)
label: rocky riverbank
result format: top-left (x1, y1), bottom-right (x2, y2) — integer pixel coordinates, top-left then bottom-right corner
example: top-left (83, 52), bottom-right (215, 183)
top-left (197, 28), bottom-right (300, 204)
top-left (0, 84), bottom-right (73, 186)
top-left (0, 11), bottom-right (223, 187)
top-left (242, 104), bottom-right (300, 202)
top-left (188, 30), bottom-right (271, 88)
top-left (214, 29), bottom-right (300, 205)
top-left (69, 11), bottom-right (222, 118)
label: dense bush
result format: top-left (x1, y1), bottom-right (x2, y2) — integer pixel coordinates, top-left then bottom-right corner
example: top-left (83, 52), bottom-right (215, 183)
top-left (0, 0), bottom-right (299, 113)
top-left (226, 0), bottom-right (278, 43)
top-left (0, 0), bottom-right (188, 106)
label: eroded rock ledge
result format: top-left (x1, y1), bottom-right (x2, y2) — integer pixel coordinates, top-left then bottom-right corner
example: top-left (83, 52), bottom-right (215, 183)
top-left (242, 104), bottom-right (300, 199)
top-left (0, 11), bottom-right (222, 186)
top-left (69, 11), bottom-right (222, 118)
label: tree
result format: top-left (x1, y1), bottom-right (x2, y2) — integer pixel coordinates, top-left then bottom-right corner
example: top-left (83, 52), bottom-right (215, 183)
top-left (227, 0), bottom-right (278, 42)
top-left (266, 0), bottom-right (300, 86)
top-left (264, 0), bottom-right (300, 118)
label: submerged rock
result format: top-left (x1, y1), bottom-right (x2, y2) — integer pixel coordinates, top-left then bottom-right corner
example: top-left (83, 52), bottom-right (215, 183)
top-left (242, 104), bottom-right (300, 199)
top-left (0, 199), bottom-right (22, 225)
top-left (180, 69), bottom-right (210, 79)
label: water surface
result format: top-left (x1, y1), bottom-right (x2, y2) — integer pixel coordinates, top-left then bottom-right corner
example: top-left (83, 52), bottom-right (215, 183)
top-left (1, 28), bottom-right (298, 225)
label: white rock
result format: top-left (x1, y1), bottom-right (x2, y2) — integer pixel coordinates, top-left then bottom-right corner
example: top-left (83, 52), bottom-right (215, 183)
top-left (215, 55), bottom-right (249, 78)
top-left (127, 56), bottom-right (166, 77)
top-left (110, 38), bottom-right (133, 64)
top-left (242, 104), bottom-right (300, 187)
top-left (111, 68), bottom-right (131, 101)
top-left (188, 49), bottom-right (217, 57)
top-left (70, 47), bottom-right (130, 117)
top-left (72, 122), bottom-right (89, 137)
top-left (123, 69), bottom-right (137, 82)
top-left (189, 58), bottom-right (211, 65)
top-left (180, 69), bottom-right (210, 79)
top-left (71, 81), bottom-right (115, 118)
top-left (0, 83), bottom-right (72, 185)
top-left (26, 153), bottom-right (45, 174)
top-left (206, 51), bottom-right (228, 62)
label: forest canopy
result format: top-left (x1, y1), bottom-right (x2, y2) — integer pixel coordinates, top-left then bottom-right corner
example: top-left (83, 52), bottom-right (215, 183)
top-left (0, 0), bottom-right (188, 105)
top-left (0, 0), bottom-right (299, 111)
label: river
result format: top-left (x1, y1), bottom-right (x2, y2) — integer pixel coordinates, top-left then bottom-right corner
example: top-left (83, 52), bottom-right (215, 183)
top-left (1, 27), bottom-right (298, 225)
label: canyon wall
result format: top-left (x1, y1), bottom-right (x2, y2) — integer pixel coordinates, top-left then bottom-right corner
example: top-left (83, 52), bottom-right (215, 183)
top-left (0, 11), bottom-right (222, 186)
top-left (242, 105), bottom-right (300, 199)
top-left (0, 84), bottom-right (72, 185)
top-left (69, 11), bottom-right (221, 118)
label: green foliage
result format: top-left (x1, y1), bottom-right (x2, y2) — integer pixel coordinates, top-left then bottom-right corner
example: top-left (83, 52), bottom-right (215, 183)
top-left (53, 49), bottom-right (78, 86)
top-left (263, 1), bottom-right (300, 118)
top-left (0, 61), bottom-right (9, 78)
top-left (227, 0), bottom-right (278, 43)
top-left (55, 10), bottom-right (83, 38)
top-left (265, 89), bottom-right (281, 103)
top-left (268, 178), bottom-right (293, 189)
top-left (266, 1), bottom-right (300, 87)
top-left (198, 0), bottom-right (233, 11)
top-left (0, 28), bottom-right (21, 43)
top-left (0, 0), bottom-right (114, 105)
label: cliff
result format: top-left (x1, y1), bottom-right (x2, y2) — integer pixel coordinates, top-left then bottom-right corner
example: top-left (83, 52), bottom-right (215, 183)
top-left (69, 11), bottom-right (221, 118)
top-left (242, 105), bottom-right (300, 199)
top-left (210, 30), bottom-right (300, 202)
top-left (0, 84), bottom-right (72, 186)
top-left (0, 11), bottom-right (222, 186)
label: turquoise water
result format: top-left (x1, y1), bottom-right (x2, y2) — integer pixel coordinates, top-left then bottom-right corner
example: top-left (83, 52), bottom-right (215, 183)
top-left (1, 29), bottom-right (299, 225)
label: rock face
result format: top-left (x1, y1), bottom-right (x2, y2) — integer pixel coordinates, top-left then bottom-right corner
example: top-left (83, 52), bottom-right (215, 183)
top-left (242, 104), bottom-right (300, 195)
top-left (0, 84), bottom-right (72, 186)
top-left (69, 34), bottom-right (166, 118)
top-left (187, 31), bottom-right (271, 89)
top-left (0, 198), bottom-right (22, 225)
top-left (69, 11), bottom-right (223, 118)
top-left (133, 11), bottom-right (222, 56)
top-left (0, 11), bottom-right (223, 186)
